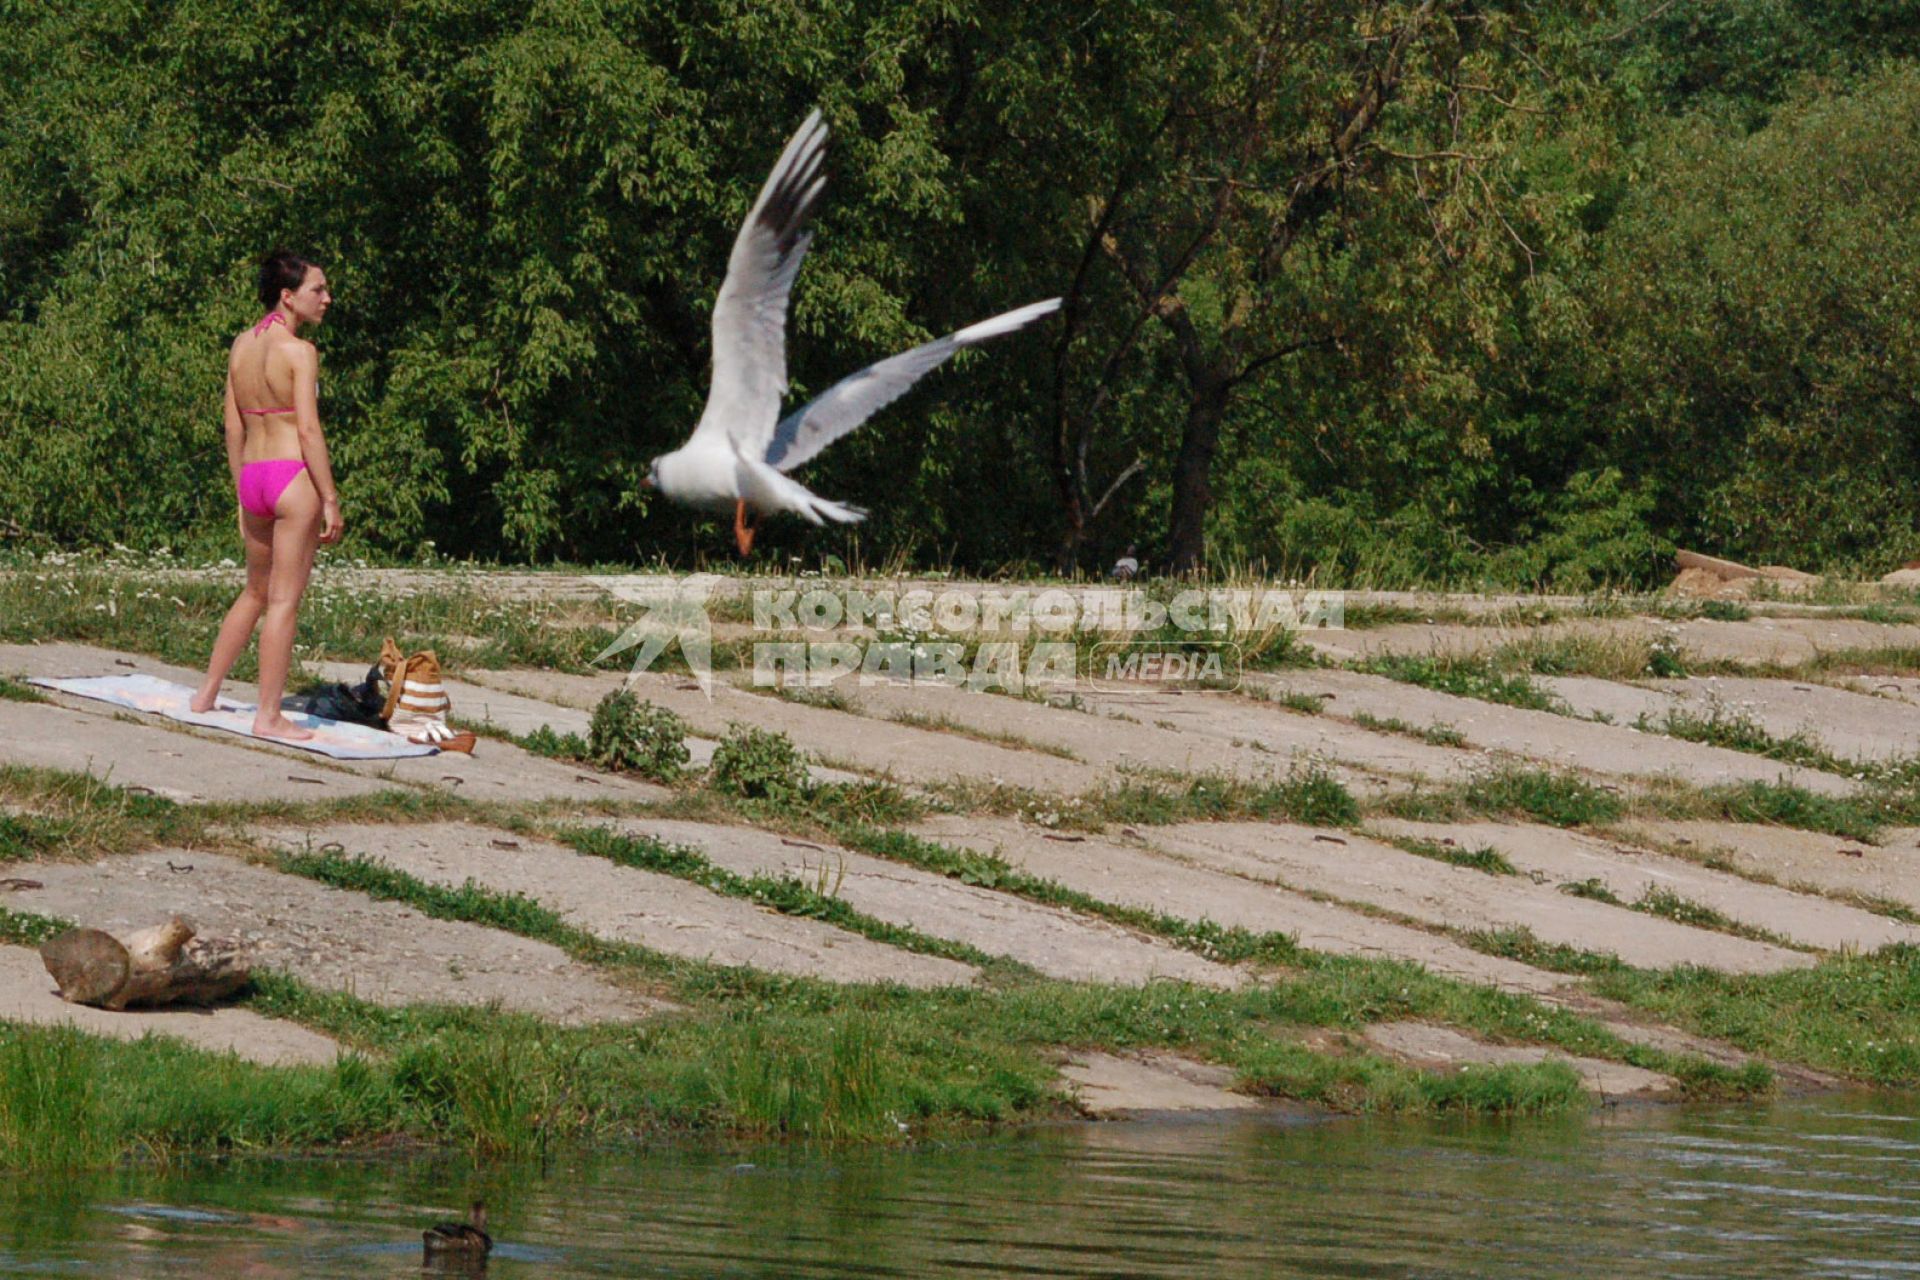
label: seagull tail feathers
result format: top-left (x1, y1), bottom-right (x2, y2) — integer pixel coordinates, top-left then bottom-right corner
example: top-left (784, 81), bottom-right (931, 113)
top-left (735, 450), bottom-right (867, 526)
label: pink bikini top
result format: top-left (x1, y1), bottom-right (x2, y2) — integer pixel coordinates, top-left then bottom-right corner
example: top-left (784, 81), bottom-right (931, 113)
top-left (240, 313), bottom-right (295, 416)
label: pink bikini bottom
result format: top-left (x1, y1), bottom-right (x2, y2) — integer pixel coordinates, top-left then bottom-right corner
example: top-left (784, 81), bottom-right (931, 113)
top-left (237, 459), bottom-right (308, 518)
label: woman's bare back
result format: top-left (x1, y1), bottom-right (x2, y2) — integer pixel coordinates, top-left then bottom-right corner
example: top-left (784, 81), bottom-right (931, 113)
top-left (230, 319), bottom-right (309, 462)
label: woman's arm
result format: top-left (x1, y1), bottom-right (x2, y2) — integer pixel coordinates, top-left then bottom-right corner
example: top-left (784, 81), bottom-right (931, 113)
top-left (287, 342), bottom-right (344, 543)
top-left (222, 371), bottom-right (245, 490)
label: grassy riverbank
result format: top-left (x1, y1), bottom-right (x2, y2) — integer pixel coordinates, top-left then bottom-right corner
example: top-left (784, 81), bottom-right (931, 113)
top-left (7, 566), bottom-right (1920, 1169)
top-left (0, 757), bottom-right (1777, 1171)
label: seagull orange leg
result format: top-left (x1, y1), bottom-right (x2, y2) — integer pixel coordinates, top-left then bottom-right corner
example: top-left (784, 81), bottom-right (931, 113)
top-left (734, 501), bottom-right (758, 556)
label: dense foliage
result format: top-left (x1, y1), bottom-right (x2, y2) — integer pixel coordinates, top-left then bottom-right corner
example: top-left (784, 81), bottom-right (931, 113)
top-left (1, 0), bottom-right (1915, 583)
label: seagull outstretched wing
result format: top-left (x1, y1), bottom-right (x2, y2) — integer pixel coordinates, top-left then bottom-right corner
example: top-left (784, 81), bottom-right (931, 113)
top-left (692, 111), bottom-right (829, 458)
top-left (763, 298), bottom-right (1061, 474)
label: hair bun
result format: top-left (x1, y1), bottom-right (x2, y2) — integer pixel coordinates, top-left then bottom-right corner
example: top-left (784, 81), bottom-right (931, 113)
top-left (257, 249), bottom-right (318, 311)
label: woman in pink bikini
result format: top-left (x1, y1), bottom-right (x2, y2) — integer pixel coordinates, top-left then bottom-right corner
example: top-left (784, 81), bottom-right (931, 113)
top-left (190, 250), bottom-right (344, 740)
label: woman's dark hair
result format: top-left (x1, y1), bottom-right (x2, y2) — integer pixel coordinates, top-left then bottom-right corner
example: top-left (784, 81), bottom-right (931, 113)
top-left (257, 249), bottom-right (319, 311)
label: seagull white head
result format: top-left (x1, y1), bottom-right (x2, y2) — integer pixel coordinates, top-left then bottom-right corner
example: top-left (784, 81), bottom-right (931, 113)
top-left (643, 109), bottom-right (1061, 556)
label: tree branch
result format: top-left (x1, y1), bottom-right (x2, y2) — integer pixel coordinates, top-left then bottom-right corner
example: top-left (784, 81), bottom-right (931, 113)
top-left (1089, 455), bottom-right (1148, 521)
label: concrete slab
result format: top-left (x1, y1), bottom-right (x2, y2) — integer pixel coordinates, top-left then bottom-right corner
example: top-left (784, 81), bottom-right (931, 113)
top-left (1534, 676), bottom-right (1672, 727)
top-left (1360, 1021), bottom-right (1674, 1098)
top-left (0, 698), bottom-right (393, 804)
top-left (347, 737), bottom-right (672, 806)
top-left (601, 817), bottom-right (1241, 988)
top-left (0, 643), bottom-right (669, 806)
top-left (1616, 820), bottom-right (1920, 915)
top-left (0, 945), bottom-right (339, 1066)
top-left (1250, 669), bottom-right (1859, 796)
top-left (311, 658), bottom-right (721, 764)
top-left (1059, 1050), bottom-right (1261, 1115)
top-left (820, 679), bottom-right (1302, 782)
top-left (2, 851), bottom-right (660, 1022)
top-left (1546, 675), bottom-right (1920, 764)
top-left (260, 822), bottom-right (976, 989)
top-left (465, 668), bottom-right (1111, 794)
top-left (911, 815), bottom-right (1570, 995)
top-left (1067, 686), bottom-right (1483, 788)
top-left (1301, 615), bottom-right (1920, 668)
top-left (1142, 822), bottom-right (1812, 975)
top-left (1372, 819), bottom-right (1917, 953)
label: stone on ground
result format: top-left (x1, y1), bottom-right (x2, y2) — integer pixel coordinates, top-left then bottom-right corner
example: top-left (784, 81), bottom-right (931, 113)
top-left (0, 945), bottom-right (338, 1066)
top-left (911, 815), bottom-right (1570, 995)
top-left (1371, 819), bottom-right (1916, 953)
top-left (260, 821), bottom-right (975, 988)
top-left (3, 851), bottom-right (661, 1022)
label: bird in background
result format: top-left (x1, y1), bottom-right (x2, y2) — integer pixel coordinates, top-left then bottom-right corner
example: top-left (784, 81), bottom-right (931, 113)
top-left (644, 109), bottom-right (1061, 554)
top-left (422, 1199), bottom-right (492, 1262)
top-left (1111, 544), bottom-right (1140, 582)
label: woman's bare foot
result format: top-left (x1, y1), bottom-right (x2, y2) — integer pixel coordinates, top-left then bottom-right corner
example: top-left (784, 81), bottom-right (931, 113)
top-left (189, 687), bottom-right (220, 714)
top-left (253, 714), bottom-right (315, 742)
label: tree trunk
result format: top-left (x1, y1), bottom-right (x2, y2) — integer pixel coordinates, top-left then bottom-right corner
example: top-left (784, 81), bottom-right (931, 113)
top-left (40, 918), bottom-right (250, 1010)
top-left (1166, 373), bottom-right (1233, 576)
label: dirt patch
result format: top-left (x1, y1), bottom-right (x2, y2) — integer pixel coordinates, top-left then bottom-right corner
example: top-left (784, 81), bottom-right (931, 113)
top-left (1057, 1049), bottom-right (1263, 1115)
top-left (1143, 822), bottom-right (1812, 975)
top-left (1360, 1022), bottom-right (1674, 1098)
top-left (597, 817), bottom-right (1240, 988)
top-left (1, 851), bottom-right (661, 1023)
top-left (1615, 820), bottom-right (1920, 915)
top-left (0, 945), bottom-right (339, 1066)
top-left (1371, 819), bottom-right (1915, 953)
top-left (910, 814), bottom-right (1570, 995)
top-left (260, 822), bottom-right (976, 989)
top-left (1251, 669), bottom-right (1859, 796)
top-left (464, 668), bottom-right (1111, 794)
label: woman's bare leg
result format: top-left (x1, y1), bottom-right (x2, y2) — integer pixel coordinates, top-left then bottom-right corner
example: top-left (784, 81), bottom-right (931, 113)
top-left (253, 473), bottom-right (322, 740)
top-left (191, 508), bottom-right (273, 713)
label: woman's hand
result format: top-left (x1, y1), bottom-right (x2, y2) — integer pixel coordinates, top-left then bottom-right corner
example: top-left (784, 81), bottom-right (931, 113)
top-left (319, 497), bottom-right (344, 545)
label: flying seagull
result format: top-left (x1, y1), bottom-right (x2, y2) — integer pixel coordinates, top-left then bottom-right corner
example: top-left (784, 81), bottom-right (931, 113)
top-left (644, 109), bottom-right (1061, 554)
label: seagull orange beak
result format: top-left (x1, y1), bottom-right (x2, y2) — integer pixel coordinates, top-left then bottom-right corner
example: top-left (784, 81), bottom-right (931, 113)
top-left (641, 475), bottom-right (655, 490)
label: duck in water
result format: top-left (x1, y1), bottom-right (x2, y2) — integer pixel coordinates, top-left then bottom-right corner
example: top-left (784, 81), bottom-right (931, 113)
top-left (423, 1200), bottom-right (491, 1262)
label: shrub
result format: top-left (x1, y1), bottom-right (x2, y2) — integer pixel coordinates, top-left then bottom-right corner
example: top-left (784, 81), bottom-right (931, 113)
top-left (709, 724), bottom-right (811, 805)
top-left (587, 690), bottom-right (691, 783)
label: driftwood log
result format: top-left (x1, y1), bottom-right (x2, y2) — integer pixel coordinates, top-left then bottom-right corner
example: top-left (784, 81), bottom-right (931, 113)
top-left (39, 917), bottom-right (250, 1010)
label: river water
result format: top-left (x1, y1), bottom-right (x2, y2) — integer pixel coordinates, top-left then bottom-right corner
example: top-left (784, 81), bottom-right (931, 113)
top-left (2, 1095), bottom-right (1916, 1277)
